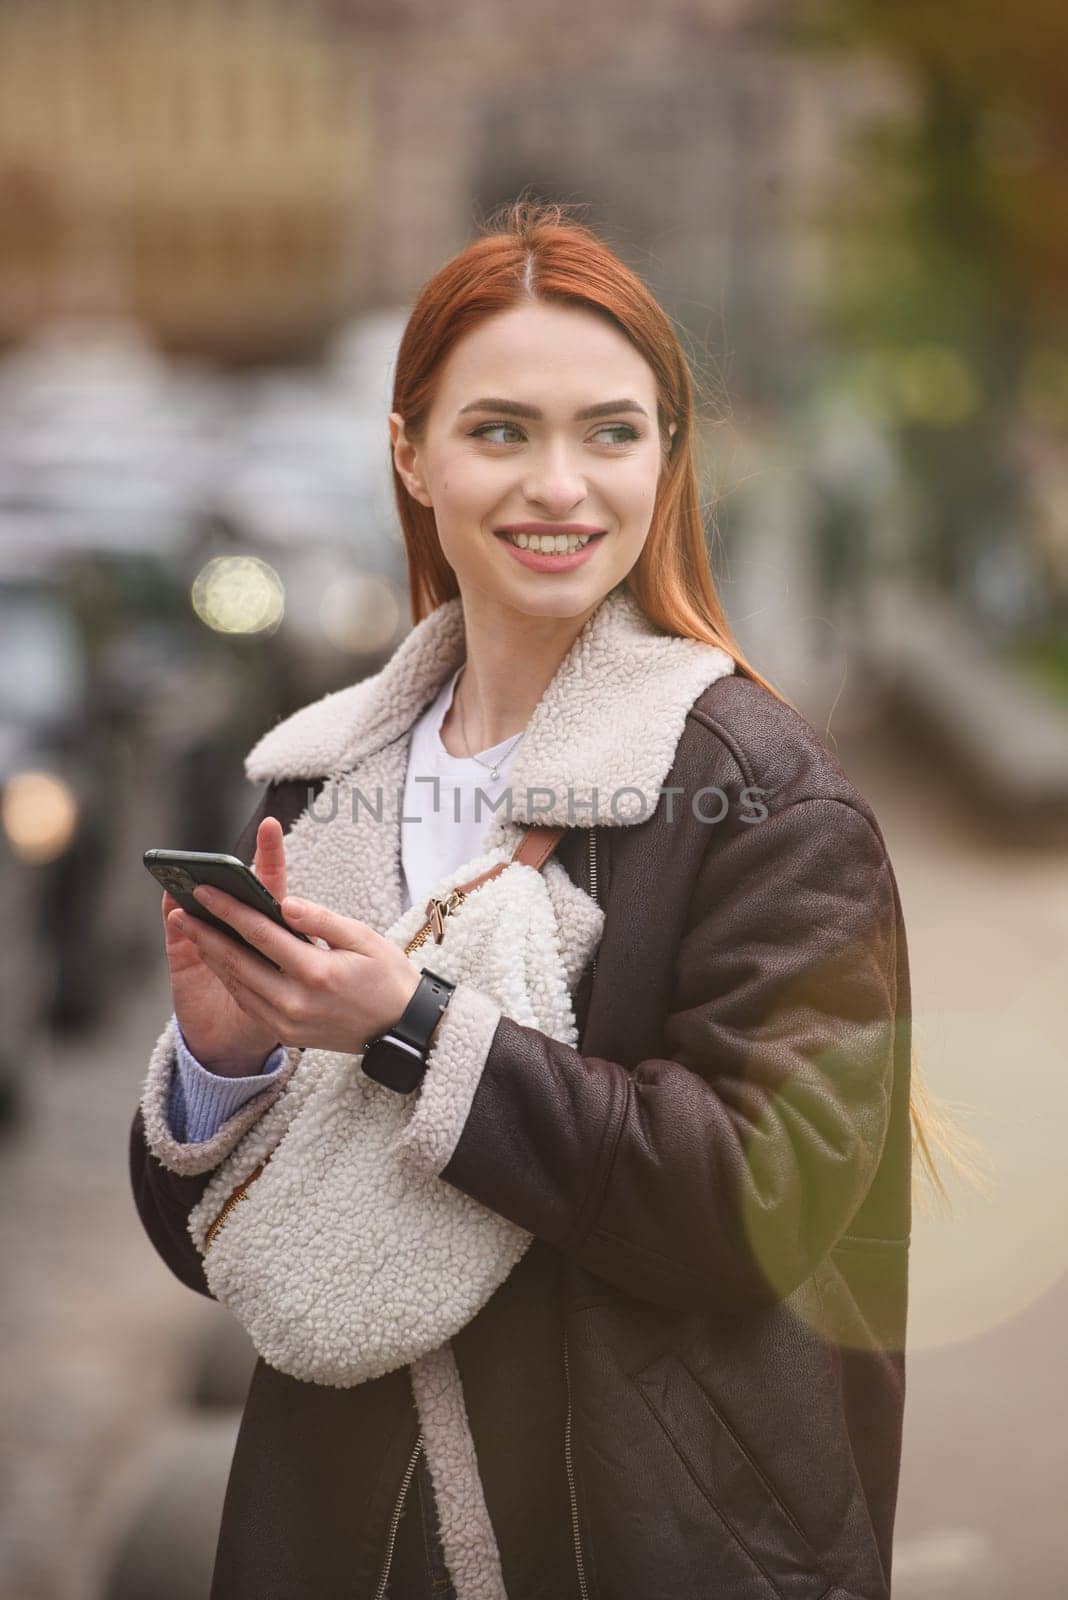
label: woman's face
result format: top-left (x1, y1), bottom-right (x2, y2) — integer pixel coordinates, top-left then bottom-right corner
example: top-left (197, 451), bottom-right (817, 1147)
top-left (390, 301), bottom-right (673, 622)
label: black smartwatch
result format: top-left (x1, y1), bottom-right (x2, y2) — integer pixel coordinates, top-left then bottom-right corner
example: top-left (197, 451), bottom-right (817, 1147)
top-left (361, 968), bottom-right (456, 1093)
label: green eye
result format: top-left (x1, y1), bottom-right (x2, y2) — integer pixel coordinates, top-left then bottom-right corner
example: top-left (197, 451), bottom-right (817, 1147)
top-left (471, 422), bottom-right (523, 444)
top-left (470, 421), bottom-right (641, 447)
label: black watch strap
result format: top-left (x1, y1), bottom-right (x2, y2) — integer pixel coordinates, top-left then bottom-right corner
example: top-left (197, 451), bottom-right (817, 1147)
top-left (391, 968), bottom-right (455, 1050)
top-left (362, 968), bottom-right (455, 1092)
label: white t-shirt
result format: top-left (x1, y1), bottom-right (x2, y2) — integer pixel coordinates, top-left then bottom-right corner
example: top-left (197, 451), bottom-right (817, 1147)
top-left (399, 663), bottom-right (526, 915)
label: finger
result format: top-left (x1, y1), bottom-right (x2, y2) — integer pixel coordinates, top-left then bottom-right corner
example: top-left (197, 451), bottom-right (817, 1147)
top-left (189, 885), bottom-right (314, 976)
top-left (178, 909), bottom-right (293, 1008)
top-left (163, 905), bottom-right (210, 976)
top-left (163, 899), bottom-right (184, 943)
top-left (253, 816), bottom-right (287, 901)
top-left (189, 928), bottom-right (302, 1045)
top-left (206, 959), bottom-right (289, 1040)
top-left (280, 896), bottom-right (375, 954)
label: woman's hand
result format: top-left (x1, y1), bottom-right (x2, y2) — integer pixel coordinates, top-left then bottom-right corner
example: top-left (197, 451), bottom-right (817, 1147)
top-left (162, 818), bottom-right (294, 1076)
top-left (164, 853), bottom-right (424, 1061)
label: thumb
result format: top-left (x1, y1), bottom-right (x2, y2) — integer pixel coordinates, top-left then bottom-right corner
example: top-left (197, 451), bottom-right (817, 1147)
top-left (282, 896), bottom-right (372, 953)
top-left (253, 816), bottom-right (287, 900)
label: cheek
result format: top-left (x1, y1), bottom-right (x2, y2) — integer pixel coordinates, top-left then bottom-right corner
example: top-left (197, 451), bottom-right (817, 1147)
top-left (432, 455), bottom-right (494, 510)
top-left (611, 457), bottom-right (662, 516)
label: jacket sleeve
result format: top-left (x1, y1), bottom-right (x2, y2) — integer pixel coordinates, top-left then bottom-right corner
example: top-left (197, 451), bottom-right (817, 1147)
top-left (394, 796), bottom-right (900, 1315)
top-left (128, 782), bottom-right (302, 1298)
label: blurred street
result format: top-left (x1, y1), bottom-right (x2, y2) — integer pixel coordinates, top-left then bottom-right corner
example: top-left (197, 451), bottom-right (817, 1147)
top-left (0, 962), bottom-right (215, 1600)
top-left (1, 0), bottom-right (1066, 1594)
top-left (1, 711), bottom-right (1066, 1600)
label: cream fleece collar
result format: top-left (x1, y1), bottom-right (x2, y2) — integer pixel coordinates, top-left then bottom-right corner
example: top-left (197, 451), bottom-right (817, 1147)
top-left (244, 580), bottom-right (736, 829)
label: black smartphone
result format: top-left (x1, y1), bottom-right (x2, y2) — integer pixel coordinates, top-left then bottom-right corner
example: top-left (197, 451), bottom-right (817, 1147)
top-left (144, 848), bottom-right (315, 972)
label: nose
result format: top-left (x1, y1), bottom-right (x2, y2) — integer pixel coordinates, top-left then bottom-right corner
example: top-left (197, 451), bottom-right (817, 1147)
top-left (521, 438), bottom-right (587, 516)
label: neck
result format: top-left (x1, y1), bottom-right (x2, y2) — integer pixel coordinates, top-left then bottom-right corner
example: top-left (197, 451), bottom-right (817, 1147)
top-left (439, 587), bottom-right (602, 757)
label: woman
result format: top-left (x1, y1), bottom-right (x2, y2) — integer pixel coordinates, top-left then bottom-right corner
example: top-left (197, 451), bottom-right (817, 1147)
top-left (131, 200), bottom-right (929, 1600)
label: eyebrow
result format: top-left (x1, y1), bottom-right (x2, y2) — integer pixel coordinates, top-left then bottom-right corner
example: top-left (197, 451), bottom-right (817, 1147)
top-left (457, 397), bottom-right (650, 422)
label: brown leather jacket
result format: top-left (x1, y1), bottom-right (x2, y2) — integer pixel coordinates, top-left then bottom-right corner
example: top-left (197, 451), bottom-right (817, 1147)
top-left (130, 672), bottom-right (911, 1600)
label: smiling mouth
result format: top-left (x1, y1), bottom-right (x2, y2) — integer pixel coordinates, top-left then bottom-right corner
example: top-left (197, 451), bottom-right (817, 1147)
top-left (495, 530), bottom-right (607, 553)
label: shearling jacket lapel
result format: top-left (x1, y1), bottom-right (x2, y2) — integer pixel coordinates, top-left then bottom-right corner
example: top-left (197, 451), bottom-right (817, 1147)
top-left (242, 577), bottom-right (736, 846)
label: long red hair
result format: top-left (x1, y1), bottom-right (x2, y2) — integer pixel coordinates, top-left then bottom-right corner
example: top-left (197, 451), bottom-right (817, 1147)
top-left (387, 195), bottom-right (983, 1213)
top-left (389, 197), bottom-right (790, 705)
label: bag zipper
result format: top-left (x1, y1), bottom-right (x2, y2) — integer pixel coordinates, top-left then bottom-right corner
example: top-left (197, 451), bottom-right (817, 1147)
top-left (372, 1430), bottom-right (424, 1600)
top-left (203, 889), bottom-right (468, 1252)
top-left (203, 1161), bottom-right (265, 1252)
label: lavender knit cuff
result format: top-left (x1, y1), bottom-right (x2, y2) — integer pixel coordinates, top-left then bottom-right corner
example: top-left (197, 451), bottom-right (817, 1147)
top-left (167, 1013), bottom-right (289, 1144)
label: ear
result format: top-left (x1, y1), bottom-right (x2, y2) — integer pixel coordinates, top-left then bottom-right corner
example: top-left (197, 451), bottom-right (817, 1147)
top-left (661, 420), bottom-right (678, 468)
top-left (389, 411), bottom-right (433, 508)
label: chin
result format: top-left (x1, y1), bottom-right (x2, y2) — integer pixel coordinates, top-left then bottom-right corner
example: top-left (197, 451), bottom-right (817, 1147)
top-left (495, 574), bottom-right (619, 622)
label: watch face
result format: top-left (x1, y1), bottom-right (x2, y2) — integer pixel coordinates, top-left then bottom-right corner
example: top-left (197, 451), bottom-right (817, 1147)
top-left (362, 1037), bottom-right (426, 1094)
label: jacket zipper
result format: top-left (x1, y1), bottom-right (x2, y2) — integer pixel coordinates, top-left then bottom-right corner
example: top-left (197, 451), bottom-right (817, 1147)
top-left (587, 827), bottom-right (598, 980)
top-left (560, 828), bottom-right (598, 1599)
top-left (563, 1327), bottom-right (590, 1600)
top-left (372, 1430), bottom-right (424, 1600)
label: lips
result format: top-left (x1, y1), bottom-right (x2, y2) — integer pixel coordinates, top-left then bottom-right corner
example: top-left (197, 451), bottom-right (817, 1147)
top-left (495, 528), bottom-right (607, 572)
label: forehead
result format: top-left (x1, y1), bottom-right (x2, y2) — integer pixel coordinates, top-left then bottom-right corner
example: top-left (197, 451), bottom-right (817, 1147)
top-left (433, 301), bottom-right (658, 408)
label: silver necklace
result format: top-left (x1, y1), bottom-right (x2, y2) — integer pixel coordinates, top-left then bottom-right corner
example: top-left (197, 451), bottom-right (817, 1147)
top-left (455, 666), bottom-right (526, 781)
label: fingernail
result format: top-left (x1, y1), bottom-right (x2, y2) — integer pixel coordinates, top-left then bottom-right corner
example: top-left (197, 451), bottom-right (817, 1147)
top-left (171, 911), bottom-right (186, 930)
top-left (285, 898), bottom-right (306, 916)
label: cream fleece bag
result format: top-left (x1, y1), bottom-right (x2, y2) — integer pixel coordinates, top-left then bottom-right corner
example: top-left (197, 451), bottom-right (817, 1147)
top-left (175, 772), bottom-right (603, 1391)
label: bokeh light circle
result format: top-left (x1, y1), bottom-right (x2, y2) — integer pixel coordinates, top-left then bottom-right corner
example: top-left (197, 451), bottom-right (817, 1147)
top-left (1, 770), bottom-right (79, 864)
top-left (191, 556), bottom-right (285, 635)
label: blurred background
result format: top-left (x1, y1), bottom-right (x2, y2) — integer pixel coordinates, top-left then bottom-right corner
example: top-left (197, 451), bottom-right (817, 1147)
top-left (0, 2), bottom-right (1065, 1596)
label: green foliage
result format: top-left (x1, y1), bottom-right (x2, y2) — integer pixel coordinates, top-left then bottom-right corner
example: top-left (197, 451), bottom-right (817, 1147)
top-left (784, 1), bottom-right (1068, 621)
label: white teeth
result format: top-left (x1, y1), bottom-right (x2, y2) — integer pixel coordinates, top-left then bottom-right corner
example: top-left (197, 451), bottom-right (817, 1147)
top-left (503, 531), bottom-right (596, 553)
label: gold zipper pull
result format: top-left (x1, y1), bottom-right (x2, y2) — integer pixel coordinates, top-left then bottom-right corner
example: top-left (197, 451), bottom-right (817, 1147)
top-left (423, 888), bottom-right (468, 945)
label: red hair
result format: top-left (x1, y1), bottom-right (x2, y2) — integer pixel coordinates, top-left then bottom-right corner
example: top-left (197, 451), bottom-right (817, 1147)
top-left (389, 196), bottom-right (791, 705)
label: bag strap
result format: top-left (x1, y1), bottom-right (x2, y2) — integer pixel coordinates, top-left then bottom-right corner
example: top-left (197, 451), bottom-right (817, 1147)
top-left (456, 822), bottom-right (566, 894)
top-left (404, 824), bottom-right (566, 953)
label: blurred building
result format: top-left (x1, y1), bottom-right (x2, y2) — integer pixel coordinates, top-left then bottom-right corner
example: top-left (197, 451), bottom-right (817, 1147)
top-left (0, 0), bottom-right (895, 397)
top-left (0, 0), bottom-right (371, 362)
